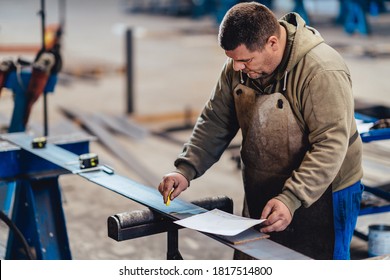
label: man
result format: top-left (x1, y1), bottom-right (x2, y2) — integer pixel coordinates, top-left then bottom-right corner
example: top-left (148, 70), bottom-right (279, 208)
top-left (158, 2), bottom-right (363, 260)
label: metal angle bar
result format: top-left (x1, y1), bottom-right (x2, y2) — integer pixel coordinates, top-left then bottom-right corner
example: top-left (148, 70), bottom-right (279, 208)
top-left (0, 132), bottom-right (311, 260)
top-left (59, 107), bottom-right (159, 186)
top-left (93, 113), bottom-right (149, 140)
top-left (115, 115), bottom-right (149, 138)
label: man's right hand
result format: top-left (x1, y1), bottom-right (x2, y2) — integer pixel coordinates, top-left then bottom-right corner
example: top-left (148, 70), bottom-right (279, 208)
top-left (158, 172), bottom-right (189, 204)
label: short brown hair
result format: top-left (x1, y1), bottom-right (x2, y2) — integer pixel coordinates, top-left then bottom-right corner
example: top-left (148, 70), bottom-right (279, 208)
top-left (218, 2), bottom-right (280, 51)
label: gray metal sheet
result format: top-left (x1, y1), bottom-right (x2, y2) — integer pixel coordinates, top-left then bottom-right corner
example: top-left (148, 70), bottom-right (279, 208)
top-left (84, 171), bottom-right (205, 218)
top-left (1, 132), bottom-right (311, 260)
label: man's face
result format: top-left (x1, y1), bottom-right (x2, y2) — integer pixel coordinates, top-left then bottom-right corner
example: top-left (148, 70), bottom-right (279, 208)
top-left (225, 43), bottom-right (278, 80)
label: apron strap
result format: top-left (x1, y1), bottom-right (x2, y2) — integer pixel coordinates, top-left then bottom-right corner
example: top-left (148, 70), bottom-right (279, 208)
top-left (348, 130), bottom-right (359, 147)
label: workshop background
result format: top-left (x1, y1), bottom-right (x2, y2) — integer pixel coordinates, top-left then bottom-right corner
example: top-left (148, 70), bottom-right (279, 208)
top-left (1, 0), bottom-right (390, 260)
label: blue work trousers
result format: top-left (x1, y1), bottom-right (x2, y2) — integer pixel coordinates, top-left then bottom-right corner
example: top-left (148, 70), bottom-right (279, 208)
top-left (333, 181), bottom-right (364, 259)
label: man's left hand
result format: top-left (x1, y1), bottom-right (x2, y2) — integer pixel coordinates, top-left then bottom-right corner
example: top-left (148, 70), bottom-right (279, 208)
top-left (260, 198), bottom-right (292, 233)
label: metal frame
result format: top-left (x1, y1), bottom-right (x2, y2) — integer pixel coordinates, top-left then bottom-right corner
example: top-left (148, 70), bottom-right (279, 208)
top-left (0, 135), bottom-right (90, 259)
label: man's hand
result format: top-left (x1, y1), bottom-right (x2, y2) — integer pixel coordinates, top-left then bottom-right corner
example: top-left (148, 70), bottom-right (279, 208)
top-left (158, 172), bottom-right (189, 204)
top-left (260, 198), bottom-right (292, 233)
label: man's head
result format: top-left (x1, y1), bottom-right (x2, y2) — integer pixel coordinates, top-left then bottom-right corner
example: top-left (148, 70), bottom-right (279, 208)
top-left (218, 2), bottom-right (280, 52)
top-left (218, 2), bottom-right (285, 80)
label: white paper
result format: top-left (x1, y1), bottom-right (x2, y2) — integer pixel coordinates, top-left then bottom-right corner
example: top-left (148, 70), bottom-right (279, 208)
top-left (356, 121), bottom-right (374, 134)
top-left (174, 209), bottom-right (266, 236)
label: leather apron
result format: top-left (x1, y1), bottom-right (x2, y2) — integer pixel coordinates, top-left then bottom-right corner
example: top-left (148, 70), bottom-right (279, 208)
top-left (232, 83), bottom-right (334, 260)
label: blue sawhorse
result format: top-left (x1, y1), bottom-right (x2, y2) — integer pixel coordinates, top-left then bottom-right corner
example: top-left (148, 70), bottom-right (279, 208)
top-left (0, 135), bottom-right (91, 259)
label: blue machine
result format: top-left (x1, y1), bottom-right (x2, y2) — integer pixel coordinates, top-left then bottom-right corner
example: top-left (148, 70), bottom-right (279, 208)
top-left (4, 70), bottom-right (57, 133)
top-left (0, 63), bottom-right (91, 259)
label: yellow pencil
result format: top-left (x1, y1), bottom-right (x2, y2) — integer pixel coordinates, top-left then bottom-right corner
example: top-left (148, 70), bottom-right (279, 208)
top-left (166, 189), bottom-right (174, 206)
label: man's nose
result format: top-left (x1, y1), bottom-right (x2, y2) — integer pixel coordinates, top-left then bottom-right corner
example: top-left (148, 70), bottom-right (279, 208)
top-left (233, 61), bottom-right (245, 71)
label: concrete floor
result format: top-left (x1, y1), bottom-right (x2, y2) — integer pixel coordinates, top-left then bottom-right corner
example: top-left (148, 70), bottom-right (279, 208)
top-left (1, 0), bottom-right (390, 260)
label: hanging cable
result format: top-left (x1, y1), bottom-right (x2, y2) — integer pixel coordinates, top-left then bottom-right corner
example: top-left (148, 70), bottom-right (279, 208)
top-left (0, 211), bottom-right (35, 260)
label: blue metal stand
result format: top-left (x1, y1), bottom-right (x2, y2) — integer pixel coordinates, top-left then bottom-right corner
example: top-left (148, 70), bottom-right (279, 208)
top-left (6, 177), bottom-right (71, 259)
top-left (1, 70), bottom-right (59, 258)
top-left (354, 110), bottom-right (390, 241)
top-left (359, 186), bottom-right (390, 216)
top-left (0, 135), bottom-right (90, 259)
top-left (360, 127), bottom-right (390, 142)
top-left (0, 182), bottom-right (16, 215)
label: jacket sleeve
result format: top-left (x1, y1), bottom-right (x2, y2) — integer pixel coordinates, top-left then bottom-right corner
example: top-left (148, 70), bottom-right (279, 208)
top-left (276, 69), bottom-right (355, 214)
top-left (174, 61), bottom-right (240, 181)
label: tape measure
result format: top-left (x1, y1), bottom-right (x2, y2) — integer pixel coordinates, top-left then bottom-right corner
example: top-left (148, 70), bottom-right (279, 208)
top-left (31, 137), bottom-right (47, 149)
top-left (79, 153), bottom-right (99, 169)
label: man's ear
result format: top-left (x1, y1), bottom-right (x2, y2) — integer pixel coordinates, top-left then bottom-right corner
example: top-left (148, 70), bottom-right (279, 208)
top-left (268, 36), bottom-right (279, 50)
